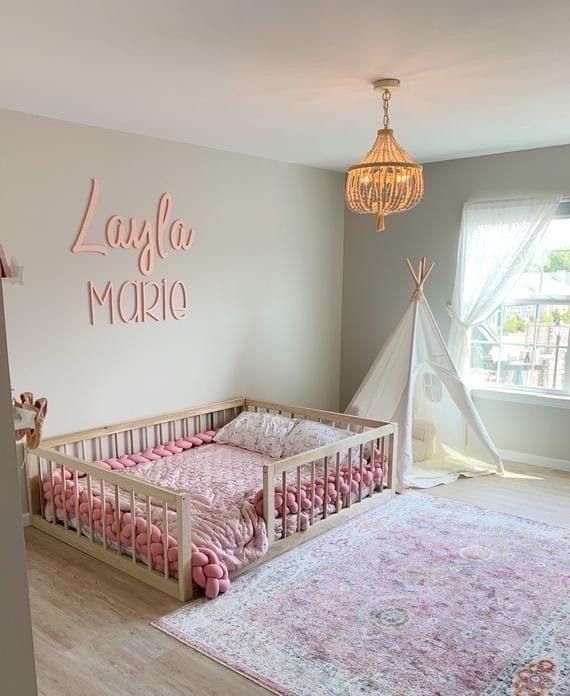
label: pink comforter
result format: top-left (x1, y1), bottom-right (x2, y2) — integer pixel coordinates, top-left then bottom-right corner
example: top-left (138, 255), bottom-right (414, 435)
top-left (123, 443), bottom-right (270, 571)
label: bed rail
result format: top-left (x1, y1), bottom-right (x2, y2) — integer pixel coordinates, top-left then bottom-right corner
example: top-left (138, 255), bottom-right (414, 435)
top-left (27, 446), bottom-right (193, 601)
top-left (40, 397), bottom-right (245, 452)
top-left (244, 398), bottom-right (385, 431)
top-left (26, 397), bottom-right (397, 602)
top-left (261, 422), bottom-right (396, 546)
top-left (26, 398), bottom-right (245, 601)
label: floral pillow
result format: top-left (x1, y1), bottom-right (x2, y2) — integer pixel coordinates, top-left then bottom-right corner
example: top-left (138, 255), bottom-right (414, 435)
top-left (281, 420), bottom-right (371, 465)
top-left (214, 411), bottom-right (297, 458)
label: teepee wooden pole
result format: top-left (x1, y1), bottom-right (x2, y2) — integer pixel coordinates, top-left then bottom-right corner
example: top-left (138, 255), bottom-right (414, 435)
top-left (405, 258), bottom-right (420, 287)
top-left (407, 257), bottom-right (435, 301)
top-left (423, 261), bottom-right (435, 284)
top-left (399, 277), bottom-right (420, 492)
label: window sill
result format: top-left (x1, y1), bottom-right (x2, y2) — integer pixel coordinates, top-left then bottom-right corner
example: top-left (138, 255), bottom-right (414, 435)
top-left (471, 385), bottom-right (570, 410)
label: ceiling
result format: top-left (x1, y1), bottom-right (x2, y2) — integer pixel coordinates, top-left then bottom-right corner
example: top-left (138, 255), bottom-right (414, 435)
top-left (2, 1), bottom-right (570, 171)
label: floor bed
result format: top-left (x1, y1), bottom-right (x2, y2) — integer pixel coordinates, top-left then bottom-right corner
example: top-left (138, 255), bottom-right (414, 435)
top-left (26, 397), bottom-right (397, 601)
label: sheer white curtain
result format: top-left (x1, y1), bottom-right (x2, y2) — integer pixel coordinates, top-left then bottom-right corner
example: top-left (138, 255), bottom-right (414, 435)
top-left (448, 196), bottom-right (561, 375)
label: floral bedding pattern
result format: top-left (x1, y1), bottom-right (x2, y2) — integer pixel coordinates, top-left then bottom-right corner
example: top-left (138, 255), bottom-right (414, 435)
top-left (214, 411), bottom-right (297, 458)
top-left (282, 419), bottom-right (371, 465)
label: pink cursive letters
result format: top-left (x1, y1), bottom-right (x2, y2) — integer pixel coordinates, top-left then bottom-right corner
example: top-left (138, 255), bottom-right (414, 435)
top-left (72, 178), bottom-right (194, 276)
top-left (88, 279), bottom-right (189, 326)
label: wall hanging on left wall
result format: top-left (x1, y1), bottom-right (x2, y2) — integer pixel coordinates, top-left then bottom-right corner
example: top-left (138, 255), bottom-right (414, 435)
top-left (14, 392), bottom-right (48, 449)
top-left (0, 242), bottom-right (12, 278)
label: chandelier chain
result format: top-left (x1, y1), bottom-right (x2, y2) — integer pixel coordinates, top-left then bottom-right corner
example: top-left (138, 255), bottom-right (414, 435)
top-left (382, 88), bottom-right (391, 129)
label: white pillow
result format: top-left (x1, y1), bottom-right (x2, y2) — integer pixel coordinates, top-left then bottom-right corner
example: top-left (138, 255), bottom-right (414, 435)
top-left (282, 420), bottom-right (371, 465)
top-left (214, 411), bottom-right (297, 458)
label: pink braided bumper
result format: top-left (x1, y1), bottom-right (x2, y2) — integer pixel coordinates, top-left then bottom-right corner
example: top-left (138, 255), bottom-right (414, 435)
top-left (42, 429), bottom-right (231, 599)
top-left (252, 449), bottom-right (386, 518)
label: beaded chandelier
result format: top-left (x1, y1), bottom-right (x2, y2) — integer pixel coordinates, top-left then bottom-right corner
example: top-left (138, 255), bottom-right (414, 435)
top-left (345, 78), bottom-right (424, 232)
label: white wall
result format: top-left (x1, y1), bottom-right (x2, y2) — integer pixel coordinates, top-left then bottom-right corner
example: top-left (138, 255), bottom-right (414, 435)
top-left (0, 110), bottom-right (345, 439)
top-left (0, 283), bottom-right (37, 695)
top-left (341, 144), bottom-right (570, 463)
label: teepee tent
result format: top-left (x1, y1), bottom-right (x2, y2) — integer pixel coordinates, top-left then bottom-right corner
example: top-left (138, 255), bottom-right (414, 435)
top-left (347, 258), bottom-right (503, 491)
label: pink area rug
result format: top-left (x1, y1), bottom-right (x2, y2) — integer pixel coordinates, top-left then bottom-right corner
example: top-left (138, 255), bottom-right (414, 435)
top-left (153, 493), bottom-right (570, 695)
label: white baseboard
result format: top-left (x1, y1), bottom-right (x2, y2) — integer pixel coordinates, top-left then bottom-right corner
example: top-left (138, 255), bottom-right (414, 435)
top-left (499, 449), bottom-right (570, 473)
top-left (22, 513), bottom-right (30, 527)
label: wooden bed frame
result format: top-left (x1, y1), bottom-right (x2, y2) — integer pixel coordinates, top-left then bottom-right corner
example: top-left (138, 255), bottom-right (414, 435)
top-left (26, 397), bottom-right (397, 602)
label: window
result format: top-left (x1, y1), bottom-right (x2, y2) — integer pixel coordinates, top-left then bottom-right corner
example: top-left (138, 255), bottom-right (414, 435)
top-left (470, 203), bottom-right (570, 394)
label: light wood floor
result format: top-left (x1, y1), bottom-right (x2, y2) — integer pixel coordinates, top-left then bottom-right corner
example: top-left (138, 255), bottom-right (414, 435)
top-left (26, 462), bottom-right (570, 696)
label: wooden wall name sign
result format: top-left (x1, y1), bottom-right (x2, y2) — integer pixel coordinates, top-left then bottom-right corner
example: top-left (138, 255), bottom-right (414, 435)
top-left (71, 179), bottom-right (193, 325)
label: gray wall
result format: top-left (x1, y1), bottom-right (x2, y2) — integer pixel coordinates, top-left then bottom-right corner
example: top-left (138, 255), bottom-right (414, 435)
top-left (0, 110), bottom-right (345, 438)
top-left (341, 144), bottom-right (570, 462)
top-left (0, 283), bottom-right (37, 695)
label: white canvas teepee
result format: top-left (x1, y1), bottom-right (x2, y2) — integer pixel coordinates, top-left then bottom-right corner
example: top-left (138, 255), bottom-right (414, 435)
top-left (347, 258), bottom-right (503, 491)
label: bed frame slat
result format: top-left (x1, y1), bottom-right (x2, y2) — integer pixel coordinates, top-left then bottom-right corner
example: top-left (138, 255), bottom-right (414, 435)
top-left (310, 462), bottom-right (315, 525)
top-left (146, 495), bottom-right (152, 570)
top-left (101, 480), bottom-right (107, 550)
top-left (323, 456), bottom-right (329, 519)
top-left (296, 466), bottom-right (302, 532)
top-left (130, 490), bottom-right (136, 563)
top-left (74, 470), bottom-right (80, 538)
top-left (347, 448), bottom-right (352, 508)
top-left (87, 475), bottom-right (94, 542)
top-left (115, 484), bottom-right (121, 557)
top-left (358, 444), bottom-right (364, 503)
top-left (335, 452), bottom-right (341, 513)
top-left (60, 463), bottom-right (68, 530)
top-left (281, 471), bottom-right (287, 538)
top-left (162, 501), bottom-right (169, 579)
top-left (36, 456), bottom-right (44, 517)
